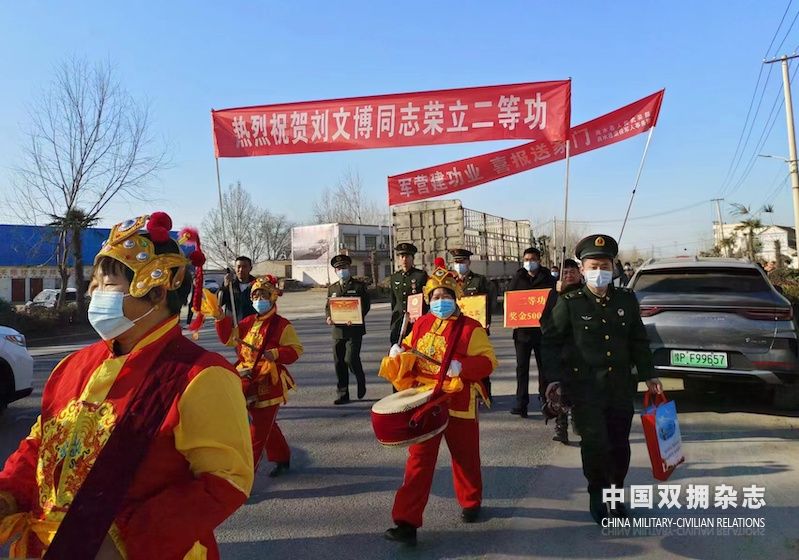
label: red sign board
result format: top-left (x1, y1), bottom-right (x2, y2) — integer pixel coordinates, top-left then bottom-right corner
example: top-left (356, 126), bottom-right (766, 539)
top-left (212, 81), bottom-right (571, 157)
top-left (504, 289), bottom-right (552, 328)
top-left (388, 90), bottom-right (664, 205)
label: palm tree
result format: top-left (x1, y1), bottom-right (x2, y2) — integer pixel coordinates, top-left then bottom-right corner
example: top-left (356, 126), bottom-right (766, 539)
top-left (49, 208), bottom-right (97, 317)
top-left (730, 203), bottom-right (764, 262)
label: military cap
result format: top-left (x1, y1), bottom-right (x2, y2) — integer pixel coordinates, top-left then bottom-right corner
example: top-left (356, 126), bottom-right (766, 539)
top-left (449, 248), bottom-right (473, 261)
top-left (330, 254), bottom-right (352, 268)
top-left (563, 258), bottom-right (580, 269)
top-left (523, 247), bottom-right (541, 257)
top-left (395, 242), bottom-right (418, 256)
top-left (574, 234), bottom-right (619, 260)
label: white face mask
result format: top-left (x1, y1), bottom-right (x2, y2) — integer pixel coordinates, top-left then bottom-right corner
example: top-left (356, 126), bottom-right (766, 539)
top-left (88, 290), bottom-right (156, 341)
top-left (524, 261), bottom-right (539, 273)
top-left (585, 269), bottom-right (613, 289)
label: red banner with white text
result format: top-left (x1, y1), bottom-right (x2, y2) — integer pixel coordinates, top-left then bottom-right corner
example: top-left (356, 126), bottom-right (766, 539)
top-left (212, 81), bottom-right (571, 157)
top-left (387, 90), bottom-right (664, 205)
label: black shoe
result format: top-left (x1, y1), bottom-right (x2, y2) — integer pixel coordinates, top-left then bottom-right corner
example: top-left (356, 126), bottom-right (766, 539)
top-left (553, 414), bottom-right (569, 444)
top-left (510, 407), bottom-right (528, 418)
top-left (334, 395), bottom-right (351, 405)
top-left (268, 462), bottom-right (290, 478)
top-left (357, 382), bottom-right (366, 400)
top-left (384, 523), bottom-right (417, 546)
top-left (461, 505), bottom-right (481, 523)
top-left (589, 493), bottom-right (609, 525)
top-left (611, 503), bottom-right (629, 519)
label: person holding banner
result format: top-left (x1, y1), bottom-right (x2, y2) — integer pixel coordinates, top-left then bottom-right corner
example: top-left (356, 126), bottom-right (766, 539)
top-left (212, 275), bottom-right (303, 479)
top-left (0, 213), bottom-right (254, 559)
top-left (219, 256), bottom-right (257, 322)
top-left (381, 264), bottom-right (497, 546)
top-left (507, 247), bottom-right (556, 418)
top-left (326, 254), bottom-right (371, 404)
top-left (389, 243), bottom-right (428, 345)
top-left (450, 248), bottom-right (494, 402)
top-left (541, 234), bottom-right (662, 524)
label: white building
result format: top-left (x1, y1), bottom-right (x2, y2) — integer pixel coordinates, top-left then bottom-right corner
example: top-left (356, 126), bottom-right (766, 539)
top-left (291, 223), bottom-right (391, 286)
top-left (713, 222), bottom-right (797, 267)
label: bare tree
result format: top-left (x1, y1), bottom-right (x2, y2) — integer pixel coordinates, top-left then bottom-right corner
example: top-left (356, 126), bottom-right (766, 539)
top-left (203, 181), bottom-right (293, 268)
top-left (312, 168), bottom-right (386, 225)
top-left (7, 57), bottom-right (168, 314)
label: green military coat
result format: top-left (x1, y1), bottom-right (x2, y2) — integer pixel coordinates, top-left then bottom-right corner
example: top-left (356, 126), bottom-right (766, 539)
top-left (326, 278), bottom-right (371, 339)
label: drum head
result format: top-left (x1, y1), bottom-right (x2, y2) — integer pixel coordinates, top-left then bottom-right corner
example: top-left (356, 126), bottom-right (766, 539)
top-left (371, 387), bottom-right (433, 414)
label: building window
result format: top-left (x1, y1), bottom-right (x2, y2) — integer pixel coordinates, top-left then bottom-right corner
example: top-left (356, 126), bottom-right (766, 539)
top-left (384, 264), bottom-right (392, 278)
top-left (343, 234), bottom-right (358, 250)
top-left (365, 235), bottom-right (377, 250)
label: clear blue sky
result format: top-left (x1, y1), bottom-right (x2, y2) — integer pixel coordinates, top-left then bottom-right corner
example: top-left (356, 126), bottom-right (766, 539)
top-left (1, 0), bottom-right (796, 257)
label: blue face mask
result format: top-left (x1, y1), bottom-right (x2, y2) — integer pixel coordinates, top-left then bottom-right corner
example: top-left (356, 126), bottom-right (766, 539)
top-left (454, 263), bottom-right (469, 276)
top-left (337, 268), bottom-right (351, 281)
top-left (524, 261), bottom-right (540, 273)
top-left (88, 290), bottom-right (155, 341)
top-left (430, 298), bottom-right (456, 319)
top-left (252, 299), bottom-right (273, 315)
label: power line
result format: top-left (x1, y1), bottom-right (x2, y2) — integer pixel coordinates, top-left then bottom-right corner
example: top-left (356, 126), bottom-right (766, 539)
top-left (772, 2), bottom-right (799, 56)
top-left (723, 56), bottom-right (799, 197)
top-left (719, 0), bottom-right (793, 195)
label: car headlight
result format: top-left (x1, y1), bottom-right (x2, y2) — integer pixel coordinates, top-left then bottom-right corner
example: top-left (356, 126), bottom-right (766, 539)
top-left (4, 334), bottom-right (26, 347)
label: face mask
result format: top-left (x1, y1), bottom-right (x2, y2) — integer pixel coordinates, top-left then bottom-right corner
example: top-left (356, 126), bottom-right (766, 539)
top-left (524, 261), bottom-right (540, 273)
top-left (430, 298), bottom-right (456, 319)
top-left (454, 263), bottom-right (469, 275)
top-left (88, 290), bottom-right (155, 341)
top-left (252, 299), bottom-right (273, 315)
top-left (337, 268), bottom-right (351, 281)
top-left (551, 271), bottom-right (560, 279)
top-left (585, 269), bottom-right (613, 289)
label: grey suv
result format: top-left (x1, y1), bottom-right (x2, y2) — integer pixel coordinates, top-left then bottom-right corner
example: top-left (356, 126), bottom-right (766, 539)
top-left (628, 257), bottom-right (799, 409)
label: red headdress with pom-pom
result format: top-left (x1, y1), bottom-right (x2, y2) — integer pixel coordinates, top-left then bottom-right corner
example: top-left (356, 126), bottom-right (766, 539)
top-left (251, 274), bottom-right (283, 303)
top-left (423, 256), bottom-right (463, 302)
top-left (177, 227), bottom-right (208, 334)
top-left (94, 212), bottom-right (188, 298)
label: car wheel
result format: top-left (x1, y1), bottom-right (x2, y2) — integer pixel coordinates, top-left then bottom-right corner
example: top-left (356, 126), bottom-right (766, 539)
top-left (772, 384), bottom-right (799, 411)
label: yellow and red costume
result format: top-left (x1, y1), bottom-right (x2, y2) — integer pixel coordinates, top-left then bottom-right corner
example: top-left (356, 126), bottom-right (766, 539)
top-left (214, 277), bottom-right (303, 470)
top-left (0, 213), bottom-right (253, 560)
top-left (379, 266), bottom-right (497, 528)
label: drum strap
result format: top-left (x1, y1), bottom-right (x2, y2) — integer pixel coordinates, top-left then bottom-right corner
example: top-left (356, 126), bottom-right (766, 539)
top-left (411, 314), bottom-right (465, 425)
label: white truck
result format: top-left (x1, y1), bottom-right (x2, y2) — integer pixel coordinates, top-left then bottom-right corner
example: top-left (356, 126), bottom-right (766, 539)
top-left (391, 199), bottom-right (532, 303)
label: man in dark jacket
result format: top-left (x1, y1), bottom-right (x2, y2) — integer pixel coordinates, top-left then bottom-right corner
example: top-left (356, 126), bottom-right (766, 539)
top-left (219, 256), bottom-right (257, 321)
top-left (542, 258), bottom-right (583, 443)
top-left (507, 247), bottom-right (556, 417)
top-left (326, 254), bottom-right (371, 405)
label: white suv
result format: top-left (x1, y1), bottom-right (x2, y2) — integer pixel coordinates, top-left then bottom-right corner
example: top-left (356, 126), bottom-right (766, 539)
top-left (0, 325), bottom-right (34, 411)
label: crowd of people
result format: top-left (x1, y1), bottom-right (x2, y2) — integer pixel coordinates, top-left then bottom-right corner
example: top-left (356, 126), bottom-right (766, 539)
top-left (0, 211), bottom-right (662, 558)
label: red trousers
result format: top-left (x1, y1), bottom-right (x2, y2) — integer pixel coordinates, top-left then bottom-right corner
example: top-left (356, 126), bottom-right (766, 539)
top-left (249, 404), bottom-right (290, 470)
top-left (392, 416), bottom-right (482, 528)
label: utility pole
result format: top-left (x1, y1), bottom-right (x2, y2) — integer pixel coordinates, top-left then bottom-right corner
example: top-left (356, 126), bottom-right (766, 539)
top-left (765, 54), bottom-right (799, 267)
top-left (711, 198), bottom-right (727, 256)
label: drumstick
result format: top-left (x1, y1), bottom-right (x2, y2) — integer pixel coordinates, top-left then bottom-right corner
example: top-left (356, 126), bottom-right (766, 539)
top-left (408, 348), bottom-right (442, 367)
top-left (398, 312), bottom-right (409, 342)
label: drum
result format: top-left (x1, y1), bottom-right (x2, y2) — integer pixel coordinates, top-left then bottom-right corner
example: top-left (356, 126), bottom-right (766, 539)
top-left (371, 387), bottom-right (449, 446)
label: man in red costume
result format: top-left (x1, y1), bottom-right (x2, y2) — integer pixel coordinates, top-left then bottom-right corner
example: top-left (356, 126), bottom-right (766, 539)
top-left (0, 213), bottom-right (254, 559)
top-left (380, 260), bottom-right (497, 546)
top-left (212, 275), bottom-right (303, 478)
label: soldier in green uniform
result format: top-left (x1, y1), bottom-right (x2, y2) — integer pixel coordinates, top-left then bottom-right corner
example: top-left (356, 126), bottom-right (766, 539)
top-left (450, 248), bottom-right (494, 401)
top-left (326, 254), bottom-right (371, 405)
top-left (541, 234), bottom-right (662, 524)
top-left (542, 257), bottom-right (583, 444)
top-left (389, 243), bottom-right (428, 345)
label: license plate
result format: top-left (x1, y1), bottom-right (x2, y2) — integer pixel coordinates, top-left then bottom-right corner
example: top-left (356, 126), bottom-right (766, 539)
top-left (670, 350), bottom-right (728, 369)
